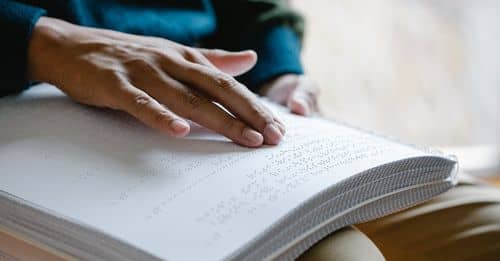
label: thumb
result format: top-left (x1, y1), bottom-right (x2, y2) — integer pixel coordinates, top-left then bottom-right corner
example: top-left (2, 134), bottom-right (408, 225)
top-left (287, 77), bottom-right (320, 116)
top-left (199, 49), bottom-right (257, 76)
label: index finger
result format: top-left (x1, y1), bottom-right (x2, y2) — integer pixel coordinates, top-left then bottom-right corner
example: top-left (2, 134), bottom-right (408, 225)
top-left (163, 60), bottom-right (285, 145)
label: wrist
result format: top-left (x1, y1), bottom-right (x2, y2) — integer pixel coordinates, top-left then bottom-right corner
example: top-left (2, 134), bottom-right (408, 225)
top-left (27, 17), bottom-right (74, 83)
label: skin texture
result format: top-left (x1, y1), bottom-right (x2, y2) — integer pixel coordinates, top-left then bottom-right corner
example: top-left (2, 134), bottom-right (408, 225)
top-left (28, 17), bottom-right (319, 147)
top-left (260, 74), bottom-right (320, 116)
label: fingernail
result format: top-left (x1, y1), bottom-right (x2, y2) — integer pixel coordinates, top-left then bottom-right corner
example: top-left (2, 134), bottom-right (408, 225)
top-left (263, 123), bottom-right (283, 145)
top-left (170, 119), bottom-right (189, 134)
top-left (242, 127), bottom-right (263, 145)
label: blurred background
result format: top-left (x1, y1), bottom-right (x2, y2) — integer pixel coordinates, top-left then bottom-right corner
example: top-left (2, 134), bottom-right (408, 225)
top-left (292, 0), bottom-right (500, 177)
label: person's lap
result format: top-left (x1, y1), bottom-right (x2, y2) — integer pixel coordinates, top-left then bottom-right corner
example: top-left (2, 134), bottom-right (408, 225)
top-left (297, 226), bottom-right (384, 261)
top-left (299, 181), bottom-right (500, 260)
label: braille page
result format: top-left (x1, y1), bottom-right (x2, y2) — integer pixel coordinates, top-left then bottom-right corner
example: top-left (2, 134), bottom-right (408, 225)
top-left (0, 84), bottom-right (430, 260)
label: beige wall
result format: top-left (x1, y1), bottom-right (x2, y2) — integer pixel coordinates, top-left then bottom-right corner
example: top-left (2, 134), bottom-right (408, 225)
top-left (293, 0), bottom-right (499, 146)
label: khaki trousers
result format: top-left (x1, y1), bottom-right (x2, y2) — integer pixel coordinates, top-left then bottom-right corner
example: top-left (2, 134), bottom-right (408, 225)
top-left (300, 181), bottom-right (500, 260)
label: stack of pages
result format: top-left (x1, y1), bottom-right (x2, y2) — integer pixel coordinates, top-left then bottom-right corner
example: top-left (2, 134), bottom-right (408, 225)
top-left (0, 84), bottom-right (457, 260)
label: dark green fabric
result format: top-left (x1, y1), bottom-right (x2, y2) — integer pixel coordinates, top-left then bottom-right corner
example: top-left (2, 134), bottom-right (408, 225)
top-left (209, 0), bottom-right (305, 89)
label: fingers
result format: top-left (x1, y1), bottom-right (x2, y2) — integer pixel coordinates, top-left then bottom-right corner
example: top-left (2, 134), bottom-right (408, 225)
top-left (114, 82), bottom-right (190, 137)
top-left (175, 92), bottom-right (264, 147)
top-left (259, 74), bottom-right (320, 117)
top-left (197, 48), bottom-right (257, 76)
top-left (130, 73), bottom-right (265, 147)
top-left (162, 58), bottom-right (284, 145)
top-left (287, 77), bottom-right (320, 116)
top-left (288, 95), bottom-right (310, 116)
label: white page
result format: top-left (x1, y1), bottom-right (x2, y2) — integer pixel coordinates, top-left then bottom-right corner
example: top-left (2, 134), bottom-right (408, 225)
top-left (0, 84), bottom-right (430, 260)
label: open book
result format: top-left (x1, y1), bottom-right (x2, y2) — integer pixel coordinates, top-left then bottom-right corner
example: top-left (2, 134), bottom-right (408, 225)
top-left (0, 84), bottom-right (457, 260)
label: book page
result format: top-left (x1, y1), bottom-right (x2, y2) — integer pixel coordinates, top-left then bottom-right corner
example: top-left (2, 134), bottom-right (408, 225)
top-left (0, 84), bottom-right (431, 260)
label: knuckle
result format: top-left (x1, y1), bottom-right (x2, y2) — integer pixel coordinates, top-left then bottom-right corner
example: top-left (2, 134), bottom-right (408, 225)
top-left (183, 64), bottom-right (202, 77)
top-left (152, 49), bottom-right (175, 64)
top-left (184, 92), bottom-right (208, 111)
top-left (213, 72), bottom-right (238, 91)
top-left (153, 110), bottom-right (172, 126)
top-left (182, 48), bottom-right (199, 61)
top-left (246, 101), bottom-right (261, 116)
top-left (94, 68), bottom-right (124, 85)
top-left (132, 94), bottom-right (152, 114)
top-left (222, 117), bottom-right (236, 131)
top-left (248, 102), bottom-right (274, 125)
top-left (126, 58), bottom-right (157, 72)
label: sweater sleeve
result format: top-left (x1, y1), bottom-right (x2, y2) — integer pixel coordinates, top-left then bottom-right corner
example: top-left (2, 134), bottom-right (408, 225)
top-left (0, 0), bottom-right (46, 97)
top-left (209, 0), bottom-right (305, 93)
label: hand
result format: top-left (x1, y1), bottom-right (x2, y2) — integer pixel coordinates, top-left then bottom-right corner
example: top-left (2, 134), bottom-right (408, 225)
top-left (260, 74), bottom-right (320, 116)
top-left (28, 17), bottom-right (285, 147)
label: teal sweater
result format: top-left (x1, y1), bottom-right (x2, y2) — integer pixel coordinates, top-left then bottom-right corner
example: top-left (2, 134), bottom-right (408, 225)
top-left (0, 0), bottom-right (304, 96)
